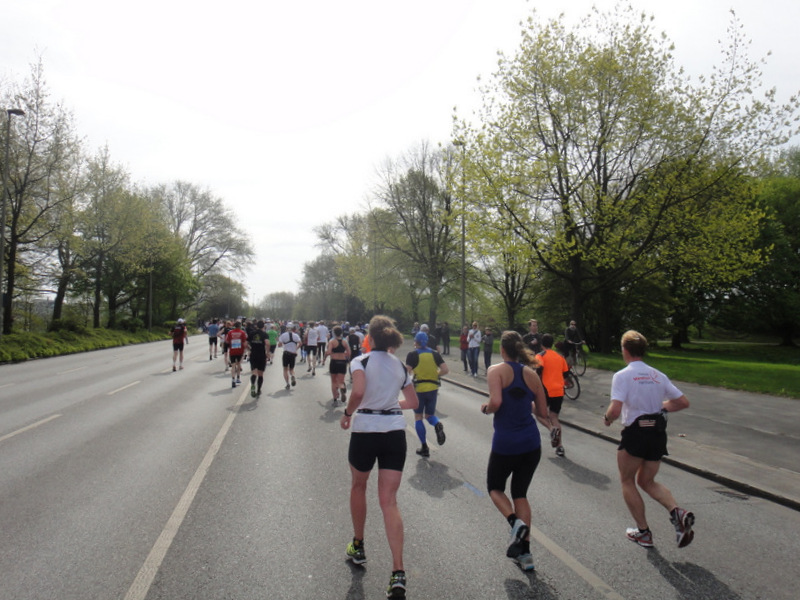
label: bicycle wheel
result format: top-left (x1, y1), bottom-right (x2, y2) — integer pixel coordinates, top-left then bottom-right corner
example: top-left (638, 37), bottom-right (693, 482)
top-left (564, 374), bottom-right (581, 400)
top-left (575, 350), bottom-right (587, 376)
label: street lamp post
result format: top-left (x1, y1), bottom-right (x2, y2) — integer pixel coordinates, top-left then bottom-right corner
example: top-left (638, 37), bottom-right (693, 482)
top-left (453, 140), bottom-right (467, 329)
top-left (0, 108), bottom-right (25, 339)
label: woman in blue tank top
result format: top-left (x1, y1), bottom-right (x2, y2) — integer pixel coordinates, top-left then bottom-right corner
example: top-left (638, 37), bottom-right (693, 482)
top-left (480, 330), bottom-right (549, 572)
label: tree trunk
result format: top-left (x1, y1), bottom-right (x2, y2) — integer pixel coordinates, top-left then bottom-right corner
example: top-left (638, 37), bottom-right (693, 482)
top-left (52, 275), bottom-right (69, 321)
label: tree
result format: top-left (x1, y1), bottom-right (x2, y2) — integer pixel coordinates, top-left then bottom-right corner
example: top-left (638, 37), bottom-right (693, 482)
top-left (456, 6), bottom-right (799, 351)
top-left (151, 181), bottom-right (255, 284)
top-left (0, 59), bottom-right (81, 334)
top-left (369, 142), bottom-right (459, 328)
top-left (719, 149), bottom-right (800, 345)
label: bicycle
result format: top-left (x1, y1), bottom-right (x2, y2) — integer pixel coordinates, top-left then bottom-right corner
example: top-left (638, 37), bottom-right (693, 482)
top-left (567, 343), bottom-right (587, 376)
top-left (564, 369), bottom-right (581, 400)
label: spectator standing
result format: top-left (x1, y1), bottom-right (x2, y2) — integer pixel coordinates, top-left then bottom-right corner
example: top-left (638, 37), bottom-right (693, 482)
top-left (522, 319), bottom-right (542, 355)
top-left (483, 327), bottom-right (494, 373)
top-left (467, 321), bottom-right (482, 378)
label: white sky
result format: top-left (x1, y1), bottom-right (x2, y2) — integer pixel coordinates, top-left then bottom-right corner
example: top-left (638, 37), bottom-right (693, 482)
top-left (3, 0), bottom-right (799, 304)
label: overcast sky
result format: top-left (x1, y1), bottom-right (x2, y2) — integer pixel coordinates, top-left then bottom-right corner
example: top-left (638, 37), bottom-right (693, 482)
top-left (3, 0), bottom-right (799, 305)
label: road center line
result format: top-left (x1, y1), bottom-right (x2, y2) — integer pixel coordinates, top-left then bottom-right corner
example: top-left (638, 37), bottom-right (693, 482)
top-left (0, 414), bottom-right (62, 444)
top-left (108, 381), bottom-right (141, 396)
top-left (123, 388), bottom-right (248, 600)
top-left (529, 525), bottom-right (626, 600)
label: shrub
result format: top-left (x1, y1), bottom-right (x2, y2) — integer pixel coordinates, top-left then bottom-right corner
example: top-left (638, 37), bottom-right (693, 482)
top-left (48, 318), bottom-right (88, 335)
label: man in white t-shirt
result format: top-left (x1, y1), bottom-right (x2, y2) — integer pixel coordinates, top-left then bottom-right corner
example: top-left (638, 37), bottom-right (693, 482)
top-left (316, 321), bottom-right (330, 365)
top-left (466, 321), bottom-right (482, 378)
top-left (306, 321), bottom-right (320, 375)
top-left (603, 330), bottom-right (694, 550)
top-left (278, 323), bottom-right (302, 390)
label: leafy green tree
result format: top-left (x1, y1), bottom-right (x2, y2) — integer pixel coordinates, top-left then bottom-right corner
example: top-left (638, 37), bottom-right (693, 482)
top-left (369, 142), bottom-right (458, 328)
top-left (456, 5), bottom-right (799, 351)
top-left (1, 59), bottom-right (81, 334)
top-left (719, 150), bottom-right (800, 345)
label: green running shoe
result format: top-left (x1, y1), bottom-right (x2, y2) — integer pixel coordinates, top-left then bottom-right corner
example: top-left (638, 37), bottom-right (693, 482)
top-left (346, 540), bottom-right (366, 565)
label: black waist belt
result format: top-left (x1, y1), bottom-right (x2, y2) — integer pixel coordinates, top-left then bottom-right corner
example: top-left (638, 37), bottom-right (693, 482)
top-left (357, 409), bottom-right (403, 416)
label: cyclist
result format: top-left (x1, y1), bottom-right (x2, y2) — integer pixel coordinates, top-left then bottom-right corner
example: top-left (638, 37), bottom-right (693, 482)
top-left (564, 320), bottom-right (585, 367)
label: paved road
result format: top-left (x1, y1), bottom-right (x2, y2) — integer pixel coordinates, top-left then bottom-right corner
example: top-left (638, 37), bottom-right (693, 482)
top-left (1, 338), bottom-right (799, 599)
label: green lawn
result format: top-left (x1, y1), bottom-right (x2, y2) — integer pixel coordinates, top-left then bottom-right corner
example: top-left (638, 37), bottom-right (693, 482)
top-left (587, 341), bottom-right (800, 399)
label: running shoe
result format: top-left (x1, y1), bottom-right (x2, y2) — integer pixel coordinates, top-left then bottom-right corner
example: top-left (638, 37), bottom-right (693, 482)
top-left (232, 380), bottom-right (236, 388)
top-left (285, 383), bottom-right (290, 390)
top-left (386, 571), bottom-right (406, 598)
top-left (435, 422), bottom-right (446, 446)
top-left (556, 446), bottom-right (565, 457)
top-left (345, 540), bottom-right (366, 565)
top-left (209, 354), bottom-right (212, 360)
top-left (172, 366), bottom-right (176, 372)
top-left (514, 553), bottom-right (535, 572)
top-left (416, 445), bottom-right (430, 458)
top-left (291, 375), bottom-right (296, 386)
top-left (670, 508), bottom-right (695, 548)
top-left (307, 365), bottom-right (312, 372)
top-left (507, 519), bottom-right (530, 558)
top-left (626, 527), bottom-right (654, 548)
top-left (236, 376), bottom-right (241, 384)
top-left (250, 384), bottom-right (256, 398)
top-left (550, 427), bottom-right (561, 448)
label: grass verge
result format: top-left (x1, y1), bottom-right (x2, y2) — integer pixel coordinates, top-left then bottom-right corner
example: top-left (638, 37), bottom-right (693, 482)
top-left (586, 341), bottom-right (800, 399)
top-left (0, 329), bottom-right (170, 363)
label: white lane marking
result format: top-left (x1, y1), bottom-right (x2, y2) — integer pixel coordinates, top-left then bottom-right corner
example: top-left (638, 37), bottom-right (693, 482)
top-left (0, 414), bottom-right (62, 444)
top-left (529, 525), bottom-right (626, 600)
top-left (123, 388), bottom-right (248, 600)
top-left (108, 381), bottom-right (142, 396)
top-left (58, 366), bottom-right (87, 375)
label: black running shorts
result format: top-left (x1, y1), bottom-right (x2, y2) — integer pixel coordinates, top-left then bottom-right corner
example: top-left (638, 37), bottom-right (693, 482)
top-left (619, 425), bottom-right (668, 461)
top-left (249, 356), bottom-right (267, 371)
top-left (329, 359), bottom-right (348, 375)
top-left (487, 447), bottom-right (541, 499)
top-left (547, 395), bottom-right (564, 414)
top-left (348, 430), bottom-right (407, 473)
top-left (282, 351), bottom-right (297, 369)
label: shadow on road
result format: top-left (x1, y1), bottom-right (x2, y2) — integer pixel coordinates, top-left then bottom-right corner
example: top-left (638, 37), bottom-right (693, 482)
top-left (504, 572), bottom-right (559, 599)
top-left (545, 456), bottom-right (614, 491)
top-left (406, 458), bottom-right (463, 498)
top-left (647, 548), bottom-right (742, 599)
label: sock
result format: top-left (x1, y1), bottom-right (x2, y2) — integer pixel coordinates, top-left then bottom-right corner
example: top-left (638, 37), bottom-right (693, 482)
top-left (507, 514), bottom-right (518, 527)
top-left (257, 375), bottom-right (263, 390)
top-left (251, 374), bottom-right (256, 384)
top-left (352, 537), bottom-right (363, 547)
top-left (426, 415), bottom-right (440, 427)
top-left (415, 420), bottom-right (427, 445)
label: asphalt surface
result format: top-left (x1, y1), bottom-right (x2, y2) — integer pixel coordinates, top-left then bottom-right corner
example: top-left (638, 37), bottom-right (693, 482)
top-left (431, 342), bottom-right (800, 512)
